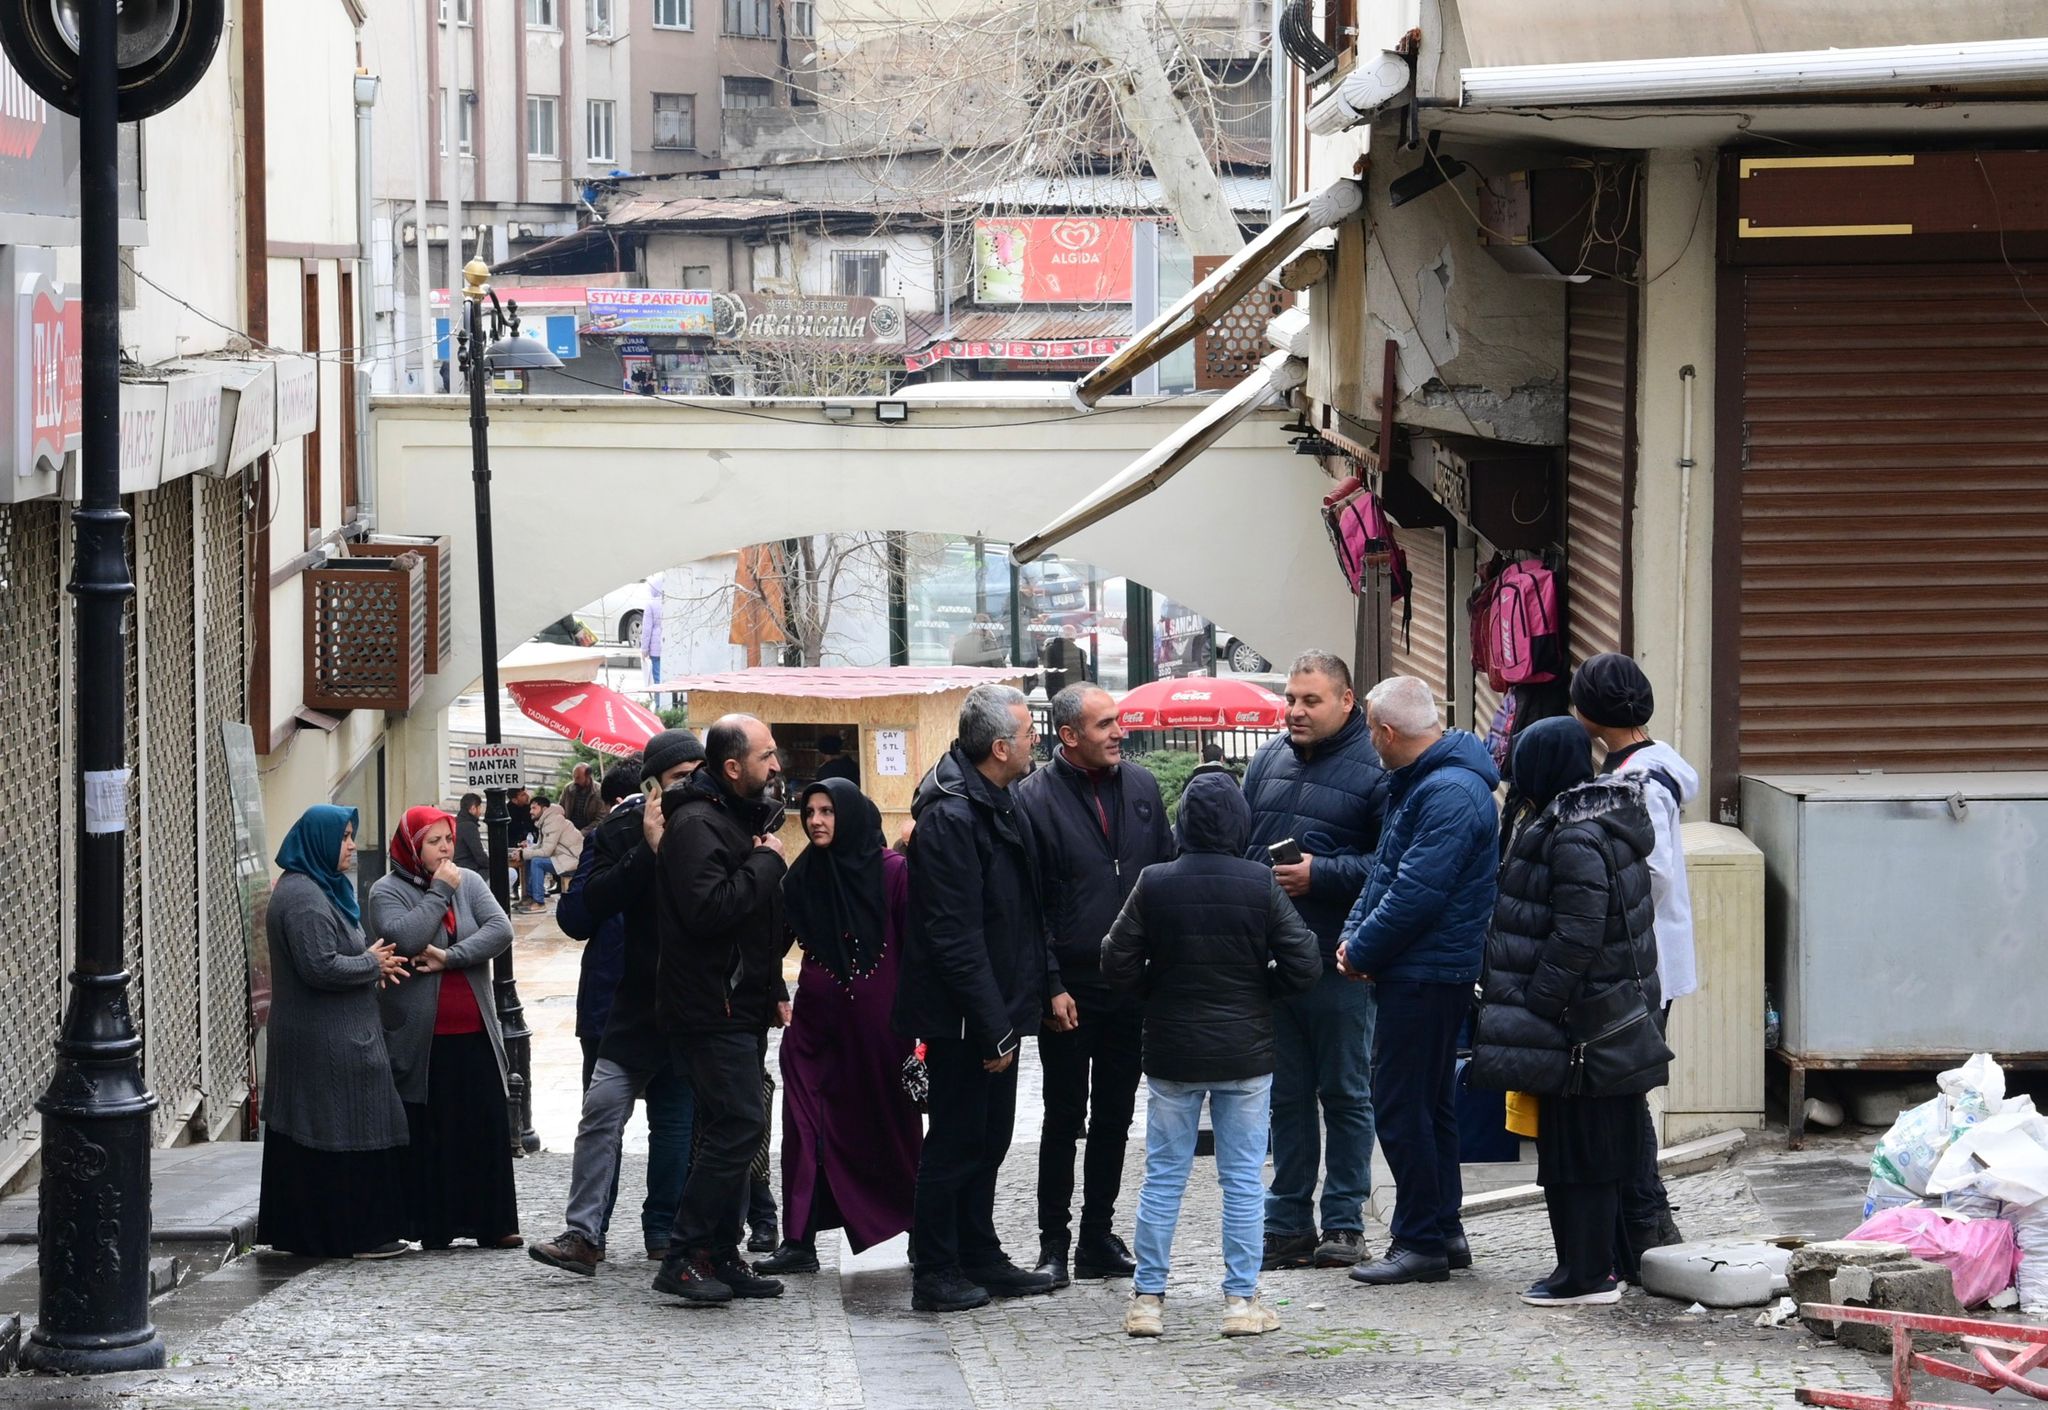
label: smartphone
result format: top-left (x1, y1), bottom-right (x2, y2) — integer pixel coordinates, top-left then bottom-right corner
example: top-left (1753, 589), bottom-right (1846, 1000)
top-left (1266, 838), bottom-right (1303, 867)
top-left (642, 777), bottom-right (662, 805)
top-left (760, 801), bottom-right (787, 837)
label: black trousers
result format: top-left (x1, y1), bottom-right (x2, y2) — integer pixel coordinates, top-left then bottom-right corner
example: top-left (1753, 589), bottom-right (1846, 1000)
top-left (913, 1035), bottom-right (1018, 1277)
top-left (666, 1028), bottom-right (767, 1258)
top-left (1545, 1181), bottom-right (1621, 1294)
top-left (1620, 1004), bottom-right (1675, 1229)
top-left (1036, 981), bottom-right (1143, 1247)
top-left (1370, 980), bottom-right (1468, 1257)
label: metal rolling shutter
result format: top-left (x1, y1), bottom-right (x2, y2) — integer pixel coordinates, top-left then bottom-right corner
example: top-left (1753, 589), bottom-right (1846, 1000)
top-left (1565, 279), bottom-right (1636, 663)
top-left (1738, 264), bottom-right (2048, 773)
top-left (1391, 525), bottom-right (1454, 722)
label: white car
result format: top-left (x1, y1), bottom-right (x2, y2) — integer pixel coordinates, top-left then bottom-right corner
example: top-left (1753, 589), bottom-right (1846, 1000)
top-left (574, 579), bottom-right (653, 646)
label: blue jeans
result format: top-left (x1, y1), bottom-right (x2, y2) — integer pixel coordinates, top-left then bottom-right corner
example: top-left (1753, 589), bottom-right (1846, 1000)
top-left (524, 856), bottom-right (557, 902)
top-left (1370, 979), bottom-right (1468, 1257)
top-left (1134, 1075), bottom-right (1272, 1298)
top-left (1266, 966), bottom-right (1377, 1236)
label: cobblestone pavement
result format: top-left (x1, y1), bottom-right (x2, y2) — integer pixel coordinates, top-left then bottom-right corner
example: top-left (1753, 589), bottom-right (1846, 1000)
top-left (36, 924), bottom-right (1893, 1408)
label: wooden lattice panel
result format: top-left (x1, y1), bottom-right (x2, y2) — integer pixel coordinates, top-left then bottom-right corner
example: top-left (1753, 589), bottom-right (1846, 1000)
top-left (1193, 255), bottom-right (1290, 391)
top-left (347, 533), bottom-right (452, 673)
top-left (305, 552), bottom-right (427, 712)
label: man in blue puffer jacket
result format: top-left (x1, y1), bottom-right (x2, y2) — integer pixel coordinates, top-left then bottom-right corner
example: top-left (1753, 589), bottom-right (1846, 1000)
top-left (1241, 651), bottom-right (1387, 1272)
top-left (1337, 674), bottom-right (1501, 1289)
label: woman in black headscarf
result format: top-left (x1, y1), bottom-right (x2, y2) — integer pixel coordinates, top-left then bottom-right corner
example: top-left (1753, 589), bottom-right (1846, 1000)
top-left (755, 778), bottom-right (921, 1274)
top-left (1471, 716), bottom-right (1663, 1308)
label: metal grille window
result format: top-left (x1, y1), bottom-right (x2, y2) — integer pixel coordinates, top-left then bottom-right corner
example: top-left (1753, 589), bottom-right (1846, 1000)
top-left (587, 99), bottom-right (616, 163)
top-left (0, 501), bottom-right (65, 1155)
top-left (834, 250), bottom-right (885, 297)
top-left (723, 0), bottom-right (771, 36)
top-left (653, 92), bottom-right (695, 149)
top-left (526, 96), bottom-right (559, 158)
top-left (526, 0), bottom-right (558, 29)
top-left (722, 76), bottom-right (774, 109)
top-left (654, 0), bottom-right (692, 28)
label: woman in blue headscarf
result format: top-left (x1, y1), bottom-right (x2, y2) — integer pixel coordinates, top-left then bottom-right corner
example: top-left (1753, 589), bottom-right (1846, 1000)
top-left (256, 804), bottom-right (414, 1259)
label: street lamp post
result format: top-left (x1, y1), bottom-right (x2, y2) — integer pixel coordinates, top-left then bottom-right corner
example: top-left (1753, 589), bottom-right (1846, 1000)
top-left (0, 0), bottom-right (224, 1376)
top-left (458, 258), bottom-right (560, 1155)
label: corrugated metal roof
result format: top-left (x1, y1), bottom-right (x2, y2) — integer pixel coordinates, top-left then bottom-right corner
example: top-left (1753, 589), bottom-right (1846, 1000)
top-left (918, 309), bottom-right (1135, 344)
top-left (662, 666), bottom-right (1036, 700)
top-left (608, 197), bottom-right (934, 227)
top-left (953, 171), bottom-right (1273, 215)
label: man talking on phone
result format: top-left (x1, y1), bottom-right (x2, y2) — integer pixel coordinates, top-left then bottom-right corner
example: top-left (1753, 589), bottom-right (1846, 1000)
top-left (1241, 651), bottom-right (1388, 1272)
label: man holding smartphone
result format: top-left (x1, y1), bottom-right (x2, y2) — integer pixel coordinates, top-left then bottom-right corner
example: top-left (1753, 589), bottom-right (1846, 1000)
top-left (1241, 651), bottom-right (1388, 1272)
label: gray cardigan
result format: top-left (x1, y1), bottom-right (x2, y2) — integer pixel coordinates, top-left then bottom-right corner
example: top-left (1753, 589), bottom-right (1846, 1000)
top-left (366, 869), bottom-right (514, 1105)
top-left (262, 872), bottom-right (408, 1152)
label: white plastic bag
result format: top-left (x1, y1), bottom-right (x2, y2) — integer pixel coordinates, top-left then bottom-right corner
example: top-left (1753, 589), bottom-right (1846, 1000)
top-left (2013, 1203), bottom-right (2048, 1314)
top-left (1927, 1110), bottom-right (2048, 1210)
top-left (1864, 1174), bottom-right (1926, 1221)
top-left (1872, 1054), bottom-right (2006, 1194)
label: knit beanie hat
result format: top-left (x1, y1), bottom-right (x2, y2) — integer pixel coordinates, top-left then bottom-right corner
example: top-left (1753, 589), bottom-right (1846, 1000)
top-left (640, 728), bottom-right (706, 783)
top-left (1569, 653), bottom-right (1655, 729)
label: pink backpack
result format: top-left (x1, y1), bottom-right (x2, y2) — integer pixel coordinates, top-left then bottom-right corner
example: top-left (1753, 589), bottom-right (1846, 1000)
top-left (1321, 476), bottom-right (1413, 639)
top-left (1469, 556), bottom-right (1563, 691)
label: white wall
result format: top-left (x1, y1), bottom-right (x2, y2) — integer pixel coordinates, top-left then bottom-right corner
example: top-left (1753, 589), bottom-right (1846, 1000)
top-left (787, 229), bottom-right (941, 311)
top-left (123, 49), bottom-right (240, 366)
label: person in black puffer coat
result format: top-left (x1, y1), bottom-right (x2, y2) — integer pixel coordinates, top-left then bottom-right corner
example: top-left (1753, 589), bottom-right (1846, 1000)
top-left (1472, 716), bottom-right (1661, 1309)
top-left (1101, 773), bottom-right (1320, 1337)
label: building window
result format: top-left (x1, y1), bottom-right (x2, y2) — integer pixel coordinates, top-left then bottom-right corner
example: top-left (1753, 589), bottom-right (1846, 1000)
top-left (682, 264), bottom-right (712, 287)
top-left (722, 76), bottom-right (775, 109)
top-left (586, 99), bottom-right (616, 163)
top-left (792, 0), bottom-right (814, 37)
top-left (459, 90), bottom-right (475, 154)
top-left (527, 96), bottom-right (559, 157)
top-left (585, 0), bottom-right (613, 36)
top-left (438, 0), bottom-right (472, 23)
top-left (723, 0), bottom-right (771, 37)
top-left (526, 0), bottom-right (558, 29)
top-left (653, 92), bottom-right (695, 150)
top-left (653, 0), bottom-right (693, 29)
top-left (835, 250), bottom-right (885, 298)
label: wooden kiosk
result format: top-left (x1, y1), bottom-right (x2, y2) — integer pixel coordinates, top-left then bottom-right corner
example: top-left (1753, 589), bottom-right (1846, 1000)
top-left (665, 666), bottom-right (1037, 849)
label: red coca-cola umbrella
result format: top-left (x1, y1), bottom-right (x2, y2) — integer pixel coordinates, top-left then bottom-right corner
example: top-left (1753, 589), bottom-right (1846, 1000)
top-left (1115, 677), bottom-right (1287, 729)
top-left (506, 679), bottom-right (666, 756)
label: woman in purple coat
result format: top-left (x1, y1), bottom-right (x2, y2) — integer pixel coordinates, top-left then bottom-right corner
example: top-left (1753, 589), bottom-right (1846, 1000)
top-left (756, 778), bottom-right (922, 1274)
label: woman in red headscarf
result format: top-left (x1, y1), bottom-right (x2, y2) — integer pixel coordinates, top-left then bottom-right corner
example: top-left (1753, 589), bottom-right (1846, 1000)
top-left (367, 805), bottom-right (520, 1249)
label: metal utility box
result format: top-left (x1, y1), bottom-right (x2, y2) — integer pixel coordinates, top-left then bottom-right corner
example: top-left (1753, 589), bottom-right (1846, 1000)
top-left (1658, 823), bottom-right (1766, 1145)
top-left (1742, 773), bottom-right (2048, 1063)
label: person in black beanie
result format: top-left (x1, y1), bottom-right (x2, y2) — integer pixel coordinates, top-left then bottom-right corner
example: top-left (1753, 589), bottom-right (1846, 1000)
top-left (531, 731), bottom-right (705, 1277)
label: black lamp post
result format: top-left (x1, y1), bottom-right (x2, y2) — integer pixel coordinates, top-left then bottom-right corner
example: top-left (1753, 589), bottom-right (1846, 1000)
top-left (458, 258), bottom-right (560, 1154)
top-left (0, 0), bottom-right (221, 1376)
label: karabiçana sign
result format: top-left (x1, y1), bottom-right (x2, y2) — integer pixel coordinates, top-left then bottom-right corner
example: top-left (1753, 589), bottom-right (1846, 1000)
top-left (715, 292), bottom-right (907, 347)
top-left (974, 218), bottom-right (1136, 304)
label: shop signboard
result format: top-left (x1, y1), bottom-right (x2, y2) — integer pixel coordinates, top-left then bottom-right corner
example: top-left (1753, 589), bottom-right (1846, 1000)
top-left (904, 335), bottom-right (1126, 372)
top-left (273, 356), bottom-right (320, 443)
top-left (581, 288), bottom-right (717, 336)
top-left (974, 218), bottom-right (1136, 304)
top-left (714, 291), bottom-right (907, 346)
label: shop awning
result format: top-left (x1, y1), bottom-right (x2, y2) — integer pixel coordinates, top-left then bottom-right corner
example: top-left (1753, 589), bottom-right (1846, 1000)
top-left (905, 309), bottom-right (1132, 373)
top-left (1013, 350), bottom-right (1306, 562)
top-left (1071, 180), bottom-right (1361, 408)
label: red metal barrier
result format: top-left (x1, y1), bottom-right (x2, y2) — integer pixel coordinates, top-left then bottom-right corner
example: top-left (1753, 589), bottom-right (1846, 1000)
top-left (1797, 1303), bottom-right (2048, 1410)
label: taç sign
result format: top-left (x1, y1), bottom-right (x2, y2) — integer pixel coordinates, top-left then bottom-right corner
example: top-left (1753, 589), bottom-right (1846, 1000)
top-left (974, 218), bottom-right (1136, 304)
top-left (14, 272), bottom-right (80, 475)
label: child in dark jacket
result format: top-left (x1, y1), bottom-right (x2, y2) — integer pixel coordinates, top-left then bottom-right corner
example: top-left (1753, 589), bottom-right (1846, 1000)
top-left (1101, 773), bottom-right (1321, 1340)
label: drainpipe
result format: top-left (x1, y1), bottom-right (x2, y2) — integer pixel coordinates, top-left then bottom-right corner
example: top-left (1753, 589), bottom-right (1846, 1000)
top-left (411, 0), bottom-right (432, 393)
top-left (1673, 364), bottom-right (1697, 758)
top-left (354, 69), bottom-right (380, 524)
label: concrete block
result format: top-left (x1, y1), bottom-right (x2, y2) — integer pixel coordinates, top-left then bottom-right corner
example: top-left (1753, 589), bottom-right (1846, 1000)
top-left (1790, 1240), bottom-right (1961, 1353)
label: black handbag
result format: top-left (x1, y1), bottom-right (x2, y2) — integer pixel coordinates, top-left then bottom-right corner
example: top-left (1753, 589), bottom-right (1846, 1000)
top-left (1561, 840), bottom-right (1673, 1098)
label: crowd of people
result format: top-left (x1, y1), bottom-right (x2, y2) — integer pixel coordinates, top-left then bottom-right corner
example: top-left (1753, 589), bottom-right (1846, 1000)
top-left (256, 646), bottom-right (1698, 1335)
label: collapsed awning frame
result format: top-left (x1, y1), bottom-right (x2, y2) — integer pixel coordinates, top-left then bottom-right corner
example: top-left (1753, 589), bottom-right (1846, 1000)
top-left (1013, 349), bottom-right (1307, 563)
top-left (1070, 179), bottom-right (1363, 408)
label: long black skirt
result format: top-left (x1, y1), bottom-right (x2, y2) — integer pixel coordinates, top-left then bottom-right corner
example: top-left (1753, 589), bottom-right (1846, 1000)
top-left (258, 1128), bottom-right (407, 1258)
top-left (1536, 1091), bottom-right (1646, 1188)
top-left (401, 1031), bottom-right (520, 1247)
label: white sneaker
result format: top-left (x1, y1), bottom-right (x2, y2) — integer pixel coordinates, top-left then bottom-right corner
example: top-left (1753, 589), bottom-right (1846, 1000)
top-left (1123, 1292), bottom-right (1164, 1337)
top-left (1221, 1293), bottom-right (1279, 1337)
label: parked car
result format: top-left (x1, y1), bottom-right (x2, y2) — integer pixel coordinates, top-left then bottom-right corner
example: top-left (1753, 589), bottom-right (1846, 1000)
top-left (572, 579), bottom-right (654, 646)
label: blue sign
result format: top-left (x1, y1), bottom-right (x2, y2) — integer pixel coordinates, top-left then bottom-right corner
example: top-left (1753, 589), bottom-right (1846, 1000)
top-left (545, 314), bottom-right (580, 360)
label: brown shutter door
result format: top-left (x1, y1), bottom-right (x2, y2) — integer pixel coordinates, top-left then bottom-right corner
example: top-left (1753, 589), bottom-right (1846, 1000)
top-left (1738, 264), bottom-right (2048, 773)
top-left (1565, 279), bottom-right (1637, 663)
top-left (1392, 525), bottom-right (1454, 721)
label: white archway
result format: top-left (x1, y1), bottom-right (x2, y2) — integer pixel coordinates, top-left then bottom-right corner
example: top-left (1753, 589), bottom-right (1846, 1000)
top-left (369, 393), bottom-right (1352, 796)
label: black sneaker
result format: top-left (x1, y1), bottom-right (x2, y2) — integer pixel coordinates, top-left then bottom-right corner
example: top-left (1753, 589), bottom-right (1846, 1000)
top-left (1313, 1229), bottom-right (1367, 1268)
top-left (1034, 1243), bottom-right (1071, 1291)
top-left (1073, 1231), bottom-right (1136, 1280)
top-left (1521, 1274), bottom-right (1622, 1307)
top-left (1261, 1230), bottom-right (1318, 1271)
top-left (756, 1240), bottom-right (820, 1275)
top-left (962, 1257), bottom-right (1058, 1299)
top-left (653, 1251), bottom-right (733, 1304)
top-left (713, 1254), bottom-right (786, 1299)
top-left (747, 1222), bottom-right (779, 1254)
top-left (913, 1270), bottom-right (992, 1313)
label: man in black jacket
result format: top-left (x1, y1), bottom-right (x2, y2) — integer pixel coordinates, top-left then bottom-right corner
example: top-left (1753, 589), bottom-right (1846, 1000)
top-left (652, 714), bottom-right (791, 1306)
top-left (1014, 684), bottom-right (1174, 1287)
top-left (1102, 772), bottom-right (1321, 1337)
top-left (531, 733), bottom-right (704, 1277)
top-left (1240, 650), bottom-right (1389, 1271)
top-left (453, 793), bottom-right (489, 875)
top-left (895, 683), bottom-right (1074, 1313)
